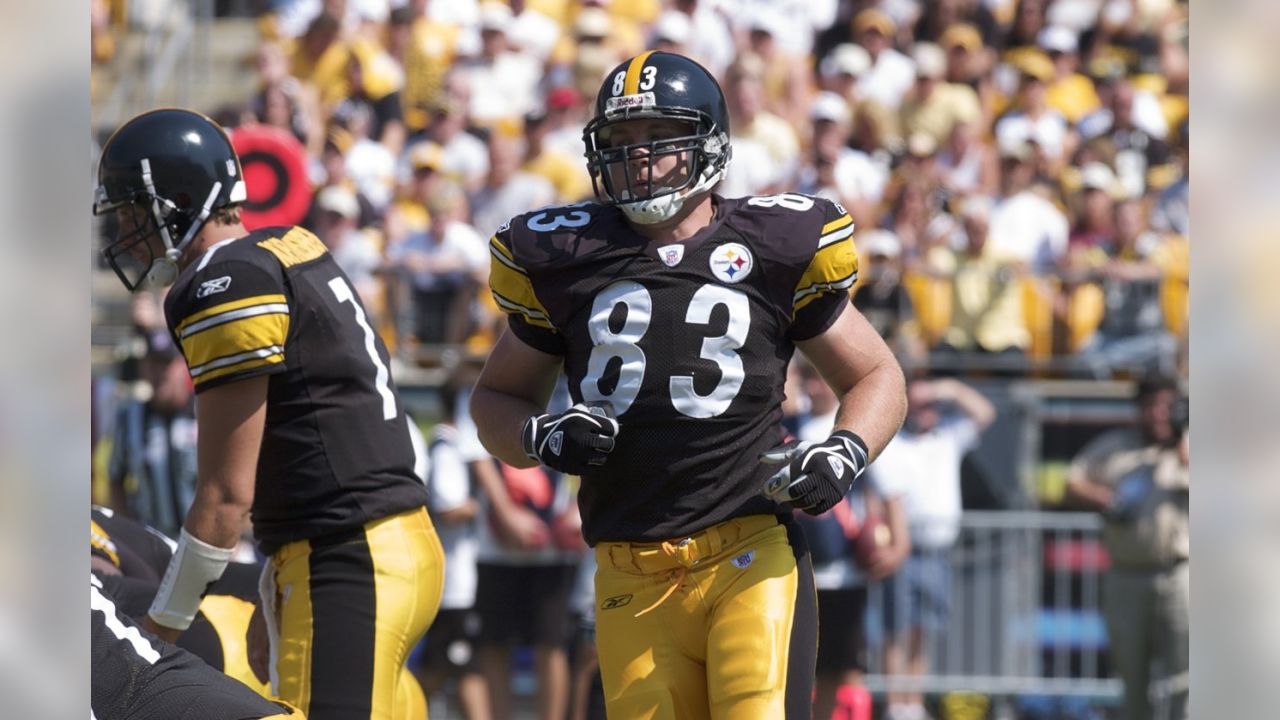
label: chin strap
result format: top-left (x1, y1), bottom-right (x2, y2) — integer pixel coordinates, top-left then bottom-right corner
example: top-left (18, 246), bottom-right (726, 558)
top-left (138, 155), bottom-right (227, 288)
top-left (620, 164), bottom-right (726, 225)
top-left (619, 134), bottom-right (731, 225)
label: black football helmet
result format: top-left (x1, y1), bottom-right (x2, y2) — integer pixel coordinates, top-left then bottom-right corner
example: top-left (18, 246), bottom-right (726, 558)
top-left (94, 109), bottom-right (247, 291)
top-left (583, 51), bottom-right (732, 225)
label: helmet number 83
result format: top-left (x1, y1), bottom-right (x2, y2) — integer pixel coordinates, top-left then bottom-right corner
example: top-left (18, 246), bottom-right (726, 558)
top-left (581, 281), bottom-right (748, 418)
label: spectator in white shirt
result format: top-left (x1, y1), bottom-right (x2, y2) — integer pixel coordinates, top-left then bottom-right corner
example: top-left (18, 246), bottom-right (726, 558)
top-left (987, 142), bottom-right (1069, 272)
top-left (995, 52), bottom-right (1076, 172)
top-left (797, 91), bottom-right (886, 225)
top-left (417, 67), bottom-right (490, 191)
top-left (387, 181), bottom-right (488, 343)
top-left (852, 8), bottom-right (917, 110)
top-left (464, 3), bottom-right (541, 127)
top-left (871, 376), bottom-right (995, 720)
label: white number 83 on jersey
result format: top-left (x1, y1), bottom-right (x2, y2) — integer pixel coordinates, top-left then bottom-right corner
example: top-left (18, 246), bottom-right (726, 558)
top-left (580, 281), bottom-right (749, 418)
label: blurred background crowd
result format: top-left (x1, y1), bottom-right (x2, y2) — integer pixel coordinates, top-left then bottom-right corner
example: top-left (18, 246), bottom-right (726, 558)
top-left (89, 0), bottom-right (1190, 718)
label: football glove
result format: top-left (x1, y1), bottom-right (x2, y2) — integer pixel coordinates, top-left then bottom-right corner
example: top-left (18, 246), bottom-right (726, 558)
top-left (522, 402), bottom-right (619, 475)
top-left (760, 430), bottom-right (869, 515)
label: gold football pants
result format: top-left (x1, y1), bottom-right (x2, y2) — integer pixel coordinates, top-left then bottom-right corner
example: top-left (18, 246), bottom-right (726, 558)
top-left (594, 514), bottom-right (818, 720)
top-left (269, 507), bottom-right (444, 719)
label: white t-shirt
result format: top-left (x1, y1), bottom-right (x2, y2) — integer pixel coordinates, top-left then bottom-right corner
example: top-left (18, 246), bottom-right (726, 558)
top-left (437, 131), bottom-right (491, 190)
top-left (995, 110), bottom-right (1070, 163)
top-left (834, 148), bottom-right (890, 204)
top-left (718, 136), bottom-right (776, 198)
top-left (425, 424), bottom-right (479, 609)
top-left (860, 48), bottom-right (917, 110)
top-left (345, 139), bottom-right (396, 211)
top-left (466, 52), bottom-right (541, 124)
top-left (870, 416), bottom-right (979, 550)
top-left (987, 190), bottom-right (1069, 272)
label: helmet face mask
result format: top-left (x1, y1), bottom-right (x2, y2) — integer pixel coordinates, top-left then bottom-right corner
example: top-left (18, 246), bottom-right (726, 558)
top-left (98, 198), bottom-right (180, 292)
top-left (583, 52), bottom-right (732, 225)
top-left (589, 118), bottom-right (704, 204)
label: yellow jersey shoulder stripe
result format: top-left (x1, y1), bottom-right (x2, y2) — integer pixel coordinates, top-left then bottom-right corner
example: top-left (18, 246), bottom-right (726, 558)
top-left (489, 240), bottom-right (527, 276)
top-left (821, 214), bottom-right (853, 236)
top-left (488, 237), bottom-right (556, 330)
top-left (176, 294), bottom-right (288, 335)
top-left (493, 291), bottom-right (555, 329)
top-left (192, 353), bottom-right (286, 387)
top-left (90, 520), bottom-right (119, 566)
top-left (489, 234), bottom-right (516, 261)
top-left (179, 302), bottom-right (290, 339)
top-left (794, 271), bottom-right (858, 309)
top-left (819, 222), bottom-right (856, 248)
top-left (180, 312), bottom-right (290, 369)
top-left (189, 345), bottom-right (286, 380)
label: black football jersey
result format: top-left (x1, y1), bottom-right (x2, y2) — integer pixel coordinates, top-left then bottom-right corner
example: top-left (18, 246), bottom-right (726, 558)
top-left (489, 194), bottom-right (859, 544)
top-left (164, 227), bottom-right (426, 554)
top-left (91, 575), bottom-right (295, 720)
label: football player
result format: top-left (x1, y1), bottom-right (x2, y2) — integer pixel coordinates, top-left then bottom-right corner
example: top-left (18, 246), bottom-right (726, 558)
top-left (92, 573), bottom-right (303, 720)
top-left (93, 109), bottom-right (444, 720)
top-left (470, 51), bottom-right (908, 719)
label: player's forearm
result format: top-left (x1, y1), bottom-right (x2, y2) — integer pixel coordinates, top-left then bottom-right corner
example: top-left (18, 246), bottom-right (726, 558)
top-left (183, 478), bottom-right (253, 549)
top-left (832, 358), bottom-right (907, 461)
top-left (469, 383), bottom-right (542, 468)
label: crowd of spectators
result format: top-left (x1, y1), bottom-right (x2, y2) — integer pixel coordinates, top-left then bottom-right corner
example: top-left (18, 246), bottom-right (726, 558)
top-left (95, 0), bottom-right (1190, 379)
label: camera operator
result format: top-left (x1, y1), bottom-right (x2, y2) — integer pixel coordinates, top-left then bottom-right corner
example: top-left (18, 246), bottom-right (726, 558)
top-left (1066, 376), bottom-right (1189, 720)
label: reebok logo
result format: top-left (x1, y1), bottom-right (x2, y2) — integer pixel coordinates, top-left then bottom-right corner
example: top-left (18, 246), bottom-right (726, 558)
top-left (196, 275), bottom-right (232, 298)
top-left (600, 594), bottom-right (633, 610)
top-left (548, 431), bottom-right (564, 456)
top-left (828, 455), bottom-right (845, 476)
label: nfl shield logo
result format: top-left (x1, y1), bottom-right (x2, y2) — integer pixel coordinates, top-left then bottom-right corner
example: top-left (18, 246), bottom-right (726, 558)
top-left (657, 244), bottom-right (685, 267)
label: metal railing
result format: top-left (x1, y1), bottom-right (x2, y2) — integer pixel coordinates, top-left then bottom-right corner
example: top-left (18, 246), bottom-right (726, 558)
top-left (859, 511), bottom-right (1182, 717)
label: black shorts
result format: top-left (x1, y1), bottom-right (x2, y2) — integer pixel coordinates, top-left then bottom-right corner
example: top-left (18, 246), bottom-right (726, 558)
top-left (413, 607), bottom-right (483, 676)
top-left (816, 587), bottom-right (869, 674)
top-left (474, 561), bottom-right (577, 648)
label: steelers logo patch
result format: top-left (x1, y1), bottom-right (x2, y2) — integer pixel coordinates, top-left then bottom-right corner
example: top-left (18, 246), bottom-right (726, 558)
top-left (709, 242), bottom-right (753, 284)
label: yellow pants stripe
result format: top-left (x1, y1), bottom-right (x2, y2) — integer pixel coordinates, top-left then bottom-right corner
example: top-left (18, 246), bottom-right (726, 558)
top-left (271, 507), bottom-right (443, 719)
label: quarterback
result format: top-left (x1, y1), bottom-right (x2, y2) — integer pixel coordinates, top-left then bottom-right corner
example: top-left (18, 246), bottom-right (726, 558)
top-left (471, 52), bottom-right (907, 719)
top-left (94, 109), bottom-right (442, 719)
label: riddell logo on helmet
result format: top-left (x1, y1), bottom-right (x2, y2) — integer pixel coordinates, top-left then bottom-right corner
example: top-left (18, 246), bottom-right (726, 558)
top-left (605, 93), bottom-right (656, 114)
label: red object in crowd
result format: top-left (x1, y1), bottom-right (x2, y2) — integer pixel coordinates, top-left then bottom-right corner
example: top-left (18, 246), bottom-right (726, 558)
top-left (229, 125), bottom-right (312, 230)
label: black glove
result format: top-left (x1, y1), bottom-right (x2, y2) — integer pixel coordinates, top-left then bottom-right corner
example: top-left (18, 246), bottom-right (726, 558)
top-left (760, 430), bottom-right (869, 515)
top-left (522, 402), bottom-right (619, 475)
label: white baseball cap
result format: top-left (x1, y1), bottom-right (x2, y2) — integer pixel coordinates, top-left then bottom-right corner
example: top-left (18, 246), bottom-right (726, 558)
top-left (810, 91), bottom-right (851, 125)
top-left (820, 43), bottom-right (871, 79)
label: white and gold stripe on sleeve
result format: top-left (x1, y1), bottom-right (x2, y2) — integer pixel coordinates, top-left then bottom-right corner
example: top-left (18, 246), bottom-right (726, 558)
top-left (793, 215), bottom-right (860, 315)
top-left (174, 294), bottom-right (290, 386)
top-left (488, 236), bottom-right (556, 330)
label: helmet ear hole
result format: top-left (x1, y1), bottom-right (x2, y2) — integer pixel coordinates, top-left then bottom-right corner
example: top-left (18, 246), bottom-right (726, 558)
top-left (173, 192), bottom-right (193, 209)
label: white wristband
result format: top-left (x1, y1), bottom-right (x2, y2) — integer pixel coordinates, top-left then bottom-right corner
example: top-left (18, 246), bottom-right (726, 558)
top-left (147, 528), bottom-right (233, 631)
